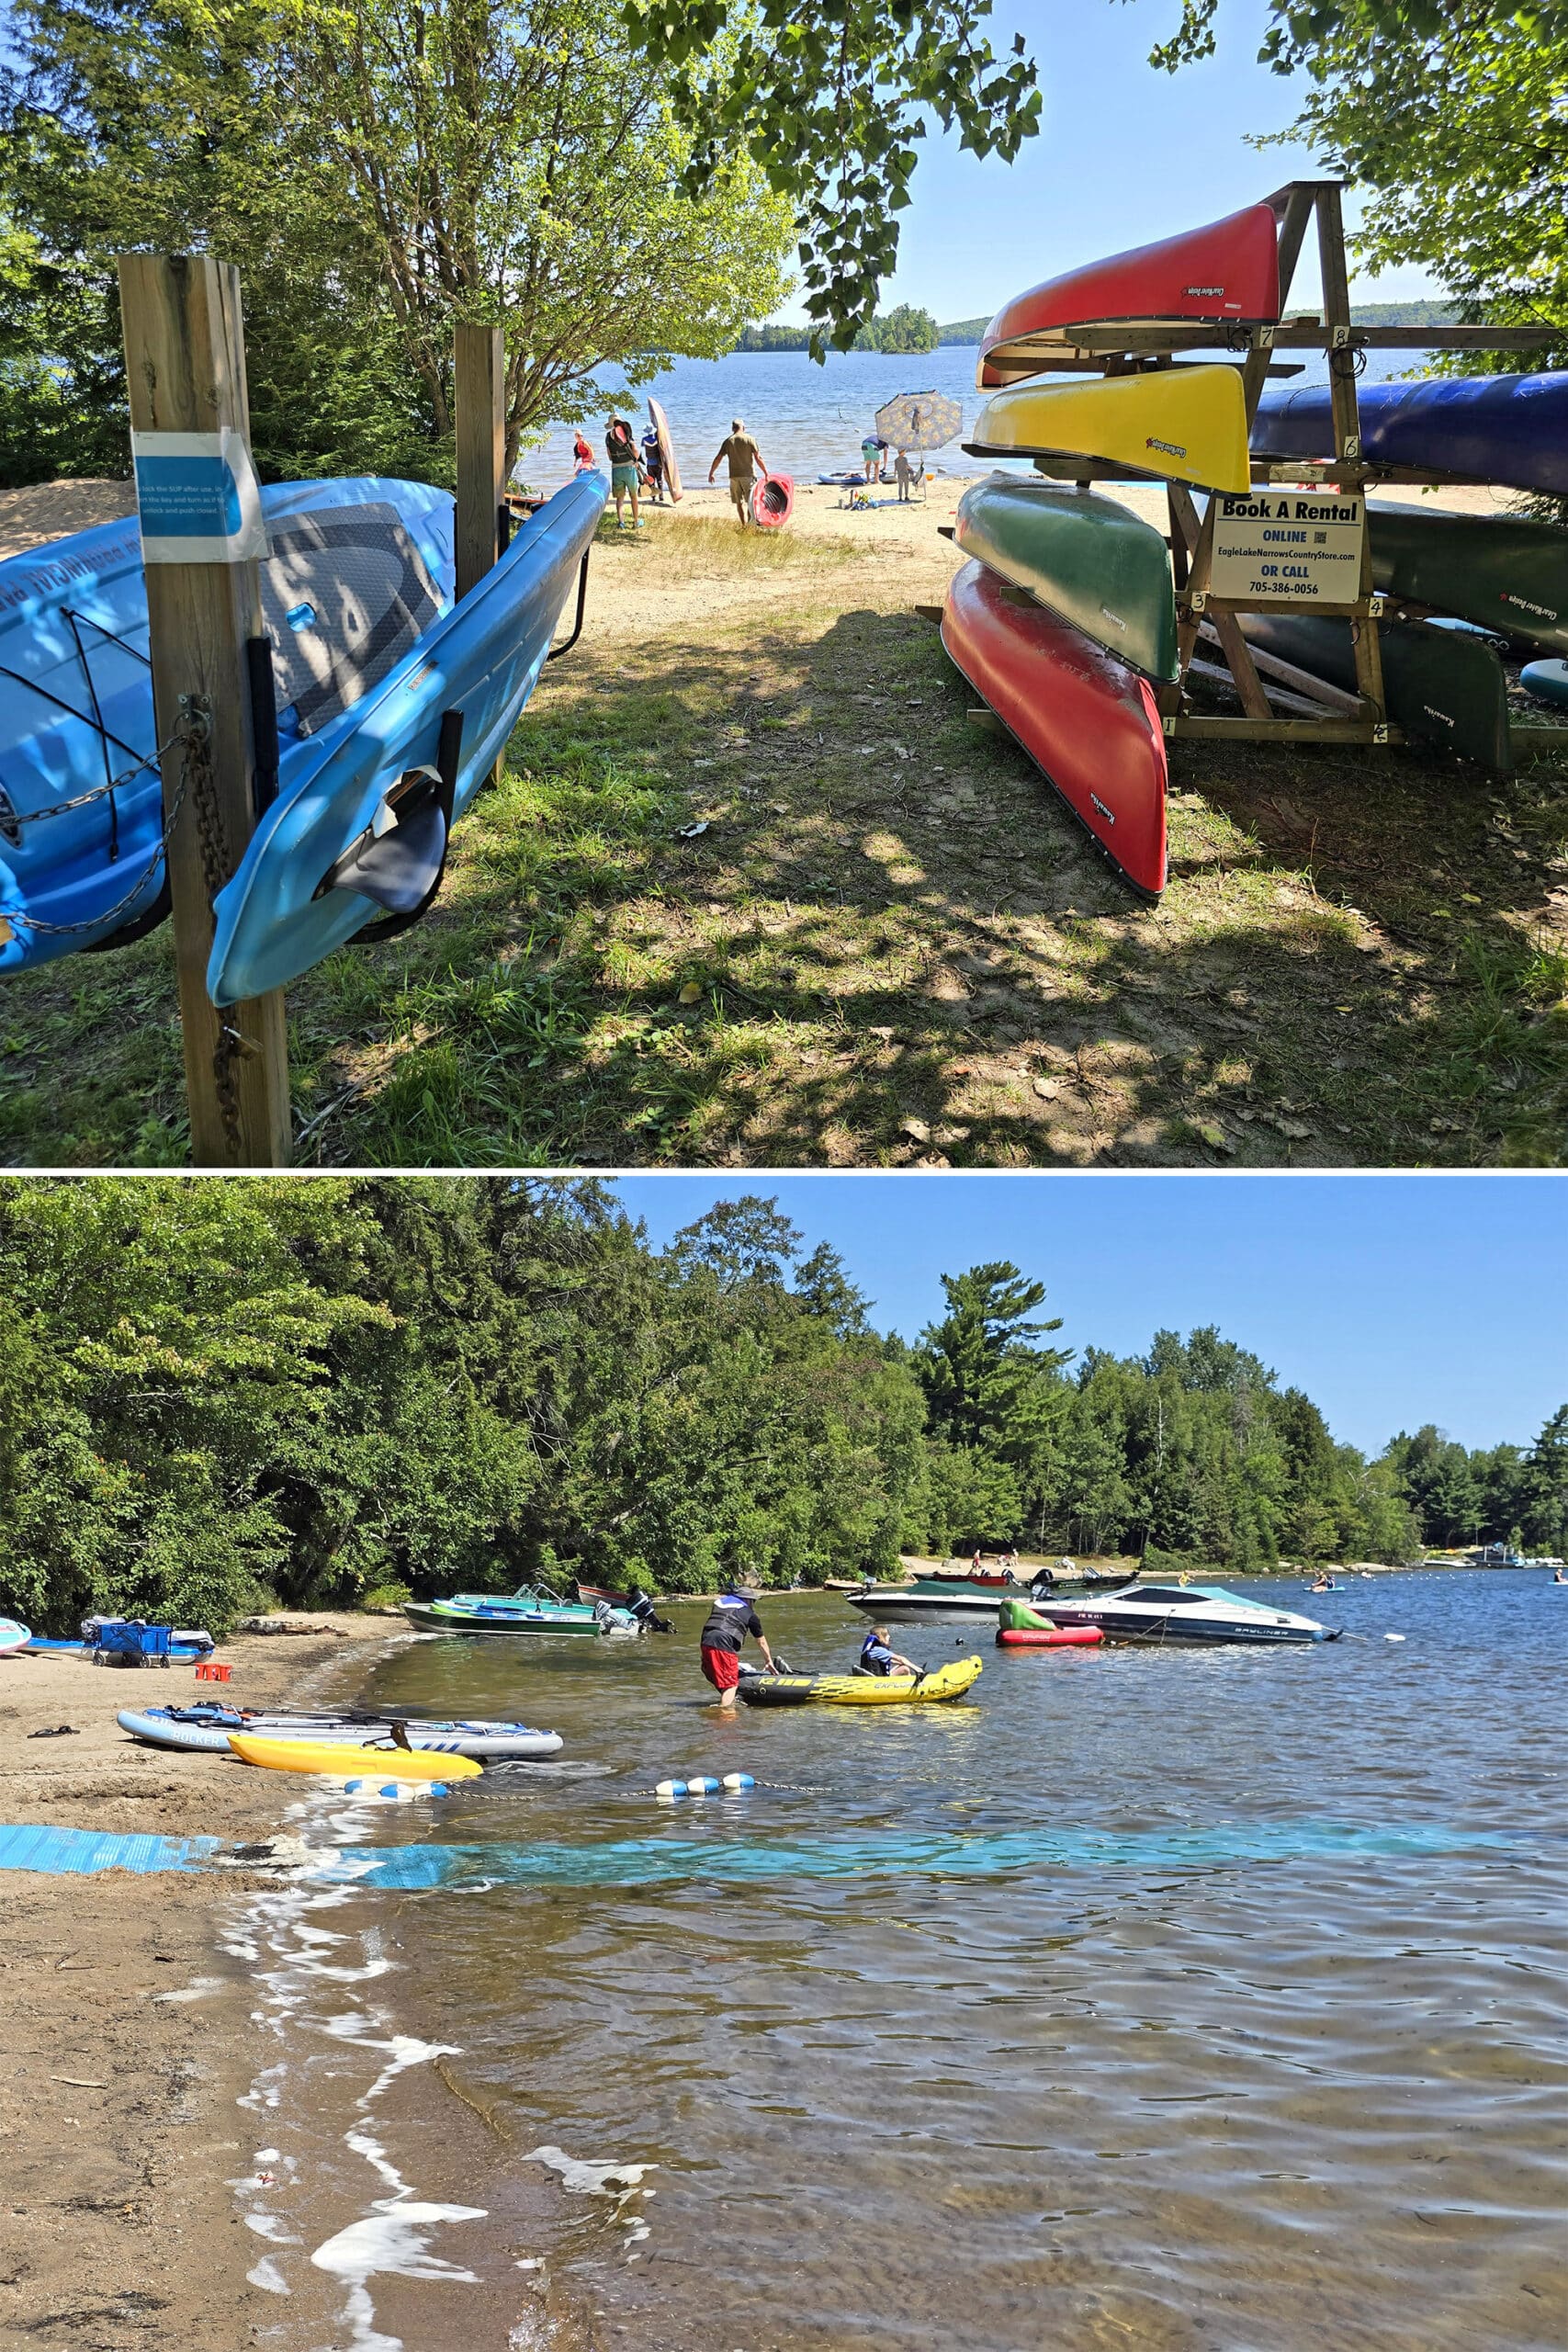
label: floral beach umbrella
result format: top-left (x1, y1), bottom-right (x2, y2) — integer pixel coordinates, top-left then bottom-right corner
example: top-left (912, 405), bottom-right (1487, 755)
top-left (874, 390), bottom-right (963, 451)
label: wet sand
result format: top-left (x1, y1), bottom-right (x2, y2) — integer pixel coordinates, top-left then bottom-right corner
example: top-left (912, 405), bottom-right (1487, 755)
top-left (0, 1616), bottom-right (395, 2349)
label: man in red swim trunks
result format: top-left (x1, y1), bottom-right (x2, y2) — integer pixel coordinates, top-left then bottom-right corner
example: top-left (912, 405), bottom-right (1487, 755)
top-left (699, 1587), bottom-right (773, 1707)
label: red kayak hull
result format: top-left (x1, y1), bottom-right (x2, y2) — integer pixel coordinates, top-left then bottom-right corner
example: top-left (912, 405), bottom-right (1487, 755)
top-left (941, 559), bottom-right (1168, 899)
top-left (979, 204), bottom-right (1280, 387)
top-left (753, 473), bottom-right (795, 529)
top-left (997, 1625), bottom-right (1105, 1648)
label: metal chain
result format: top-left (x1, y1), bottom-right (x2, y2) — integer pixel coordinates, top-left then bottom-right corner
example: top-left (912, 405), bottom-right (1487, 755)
top-left (0, 729), bottom-right (181, 831)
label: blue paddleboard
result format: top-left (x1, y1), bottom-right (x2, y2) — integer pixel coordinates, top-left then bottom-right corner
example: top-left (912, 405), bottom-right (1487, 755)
top-left (1521, 659), bottom-right (1568, 710)
top-left (0, 478), bottom-right (454, 974)
top-left (1251, 371), bottom-right (1568, 497)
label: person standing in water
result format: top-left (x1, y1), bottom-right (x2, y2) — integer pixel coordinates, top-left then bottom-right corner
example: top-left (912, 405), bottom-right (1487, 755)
top-left (605, 414), bottom-right (641, 527)
top-left (699, 1586), bottom-right (774, 1706)
top-left (708, 418), bottom-right (767, 526)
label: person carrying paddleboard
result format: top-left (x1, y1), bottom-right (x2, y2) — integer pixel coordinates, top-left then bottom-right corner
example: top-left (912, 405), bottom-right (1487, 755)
top-left (708, 419), bottom-right (767, 526)
top-left (699, 1586), bottom-right (773, 1706)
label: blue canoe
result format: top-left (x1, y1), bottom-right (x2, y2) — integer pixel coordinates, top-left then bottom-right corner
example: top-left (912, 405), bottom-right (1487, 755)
top-left (1251, 372), bottom-right (1568, 497)
top-left (208, 469), bottom-right (605, 1002)
top-left (0, 478), bottom-right (454, 974)
top-left (0, 470), bottom-right (604, 992)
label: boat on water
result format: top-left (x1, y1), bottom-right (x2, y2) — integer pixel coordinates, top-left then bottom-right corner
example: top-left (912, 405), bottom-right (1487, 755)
top-left (1236, 609), bottom-right (1512, 770)
top-left (402, 1584), bottom-right (657, 1635)
top-left (953, 476), bottom-right (1179, 682)
top-left (941, 558), bottom-right (1168, 899)
top-left (1250, 371), bottom-right (1568, 497)
top-left (118, 1705), bottom-right (563, 1759)
top-left (977, 203), bottom-right (1280, 387)
top-left (849, 1566), bottom-right (1139, 1627)
top-left (968, 367), bottom-right (1252, 495)
top-left (1366, 504), bottom-right (1568, 659)
top-left (1024, 1581), bottom-right (1338, 1645)
top-left (738, 1655), bottom-right (984, 1707)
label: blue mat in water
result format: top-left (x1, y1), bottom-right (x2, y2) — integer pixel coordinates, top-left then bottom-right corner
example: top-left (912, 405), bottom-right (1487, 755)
top-left (328, 1818), bottom-right (1515, 1893)
top-left (0, 1823), bottom-right (221, 1875)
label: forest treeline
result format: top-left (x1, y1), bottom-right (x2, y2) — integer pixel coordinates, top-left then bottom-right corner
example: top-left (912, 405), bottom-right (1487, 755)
top-left (0, 1179), bottom-right (1562, 1635)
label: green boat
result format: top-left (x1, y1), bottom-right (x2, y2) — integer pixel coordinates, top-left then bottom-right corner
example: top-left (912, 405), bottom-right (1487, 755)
top-left (953, 475), bottom-right (1179, 683)
top-left (1239, 612), bottom-right (1513, 771)
top-left (402, 1585), bottom-right (650, 1636)
top-left (1368, 503), bottom-right (1568, 658)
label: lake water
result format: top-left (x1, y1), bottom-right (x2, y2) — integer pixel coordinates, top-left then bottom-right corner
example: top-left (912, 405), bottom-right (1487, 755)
top-left (244, 1570), bottom-right (1565, 2352)
top-left (523, 345), bottom-right (1439, 492)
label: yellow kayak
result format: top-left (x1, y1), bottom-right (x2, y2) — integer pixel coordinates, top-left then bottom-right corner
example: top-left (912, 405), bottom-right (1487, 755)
top-left (739, 1655), bottom-right (984, 1708)
top-left (970, 365), bottom-right (1251, 493)
top-left (227, 1734), bottom-right (482, 1781)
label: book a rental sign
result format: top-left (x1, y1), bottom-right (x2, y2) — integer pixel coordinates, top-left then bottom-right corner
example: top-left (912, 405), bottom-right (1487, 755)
top-left (1209, 492), bottom-right (1364, 605)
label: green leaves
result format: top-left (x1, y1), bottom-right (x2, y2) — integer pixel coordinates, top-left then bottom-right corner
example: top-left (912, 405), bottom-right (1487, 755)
top-left (627, 0), bottom-right (1041, 355)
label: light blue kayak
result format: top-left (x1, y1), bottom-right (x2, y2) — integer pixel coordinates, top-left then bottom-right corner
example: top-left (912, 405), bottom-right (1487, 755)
top-left (0, 478), bottom-right (454, 974)
top-left (208, 469), bottom-right (605, 1002)
top-left (1520, 659), bottom-right (1568, 710)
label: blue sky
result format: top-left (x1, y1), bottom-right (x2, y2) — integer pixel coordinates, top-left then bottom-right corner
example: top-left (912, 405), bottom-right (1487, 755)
top-left (606, 1177), bottom-right (1565, 1457)
top-left (769, 0), bottom-right (1437, 325)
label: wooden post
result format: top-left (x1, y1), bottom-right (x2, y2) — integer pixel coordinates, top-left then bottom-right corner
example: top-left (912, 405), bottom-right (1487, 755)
top-left (455, 324), bottom-right (506, 600)
top-left (454, 323), bottom-right (507, 787)
top-left (118, 254), bottom-right (290, 1168)
top-left (1314, 186), bottom-right (1387, 723)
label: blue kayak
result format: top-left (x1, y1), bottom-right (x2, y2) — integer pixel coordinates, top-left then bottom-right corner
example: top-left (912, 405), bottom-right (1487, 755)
top-left (208, 469), bottom-right (605, 1002)
top-left (1521, 659), bottom-right (1568, 710)
top-left (1251, 372), bottom-right (1568, 496)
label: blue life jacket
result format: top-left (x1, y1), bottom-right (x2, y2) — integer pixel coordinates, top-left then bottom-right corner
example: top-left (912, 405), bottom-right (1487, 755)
top-left (860, 1634), bottom-right (896, 1676)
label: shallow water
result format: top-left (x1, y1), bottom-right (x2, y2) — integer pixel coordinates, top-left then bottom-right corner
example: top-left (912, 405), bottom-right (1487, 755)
top-left (278, 1571), bottom-right (1565, 2350)
top-left (524, 343), bottom-right (1438, 492)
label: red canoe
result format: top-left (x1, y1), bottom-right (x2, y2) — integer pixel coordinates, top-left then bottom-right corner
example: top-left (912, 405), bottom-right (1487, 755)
top-left (997, 1625), bottom-right (1105, 1649)
top-left (941, 559), bottom-right (1168, 899)
top-left (978, 203), bottom-right (1280, 387)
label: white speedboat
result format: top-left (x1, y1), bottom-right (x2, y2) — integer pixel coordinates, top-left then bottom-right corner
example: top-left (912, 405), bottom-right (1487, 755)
top-left (1027, 1580), bottom-right (1338, 1645)
top-left (848, 1567), bottom-right (1137, 1627)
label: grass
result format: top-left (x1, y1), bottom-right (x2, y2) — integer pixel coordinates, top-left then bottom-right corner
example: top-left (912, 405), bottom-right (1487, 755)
top-left (1, 514), bottom-right (1564, 1168)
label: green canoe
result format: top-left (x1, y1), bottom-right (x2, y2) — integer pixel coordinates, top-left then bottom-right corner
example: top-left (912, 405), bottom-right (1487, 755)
top-left (1239, 612), bottom-right (1513, 772)
top-left (1369, 503), bottom-right (1568, 658)
top-left (953, 476), bottom-right (1179, 683)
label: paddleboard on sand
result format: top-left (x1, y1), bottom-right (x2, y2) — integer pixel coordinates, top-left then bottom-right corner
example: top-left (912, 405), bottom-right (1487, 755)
top-left (942, 558), bottom-right (1168, 899)
top-left (0, 1619), bottom-right (31, 1653)
top-left (969, 367), bottom-right (1251, 494)
top-left (649, 397), bottom-right (682, 502)
top-left (953, 474), bottom-right (1179, 682)
top-left (1251, 372), bottom-right (1568, 498)
top-left (228, 1734), bottom-right (482, 1781)
top-left (979, 201), bottom-right (1280, 387)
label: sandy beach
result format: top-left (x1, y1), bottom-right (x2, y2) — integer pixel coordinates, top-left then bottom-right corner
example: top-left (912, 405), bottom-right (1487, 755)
top-left (0, 1617), bottom-right (397, 2349)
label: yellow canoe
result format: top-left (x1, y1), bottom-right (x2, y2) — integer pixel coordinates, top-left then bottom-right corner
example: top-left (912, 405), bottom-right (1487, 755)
top-left (227, 1734), bottom-right (482, 1781)
top-left (739, 1655), bottom-right (984, 1707)
top-left (970, 366), bottom-right (1251, 493)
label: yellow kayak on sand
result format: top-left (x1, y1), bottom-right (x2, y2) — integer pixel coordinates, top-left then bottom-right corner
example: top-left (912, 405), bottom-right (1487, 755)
top-left (228, 1734), bottom-right (482, 1781)
top-left (970, 366), bottom-right (1251, 493)
top-left (739, 1655), bottom-right (984, 1707)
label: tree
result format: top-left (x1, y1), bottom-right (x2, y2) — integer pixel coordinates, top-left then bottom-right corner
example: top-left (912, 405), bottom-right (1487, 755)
top-left (1524, 1405), bottom-right (1568, 1553)
top-left (0, 0), bottom-right (794, 481)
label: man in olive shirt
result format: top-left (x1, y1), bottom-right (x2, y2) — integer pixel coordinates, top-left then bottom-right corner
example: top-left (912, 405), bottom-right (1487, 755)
top-left (708, 418), bottom-right (768, 525)
top-left (699, 1586), bottom-right (774, 1705)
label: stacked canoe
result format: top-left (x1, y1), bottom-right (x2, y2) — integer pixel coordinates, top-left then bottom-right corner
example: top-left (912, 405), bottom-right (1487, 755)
top-left (948, 206), bottom-right (1281, 898)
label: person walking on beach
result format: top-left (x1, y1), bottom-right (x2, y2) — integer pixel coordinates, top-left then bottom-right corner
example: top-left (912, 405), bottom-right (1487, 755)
top-left (605, 414), bottom-right (641, 527)
top-left (709, 418), bottom-right (766, 525)
top-left (641, 420), bottom-right (667, 503)
top-left (699, 1586), bottom-right (774, 1706)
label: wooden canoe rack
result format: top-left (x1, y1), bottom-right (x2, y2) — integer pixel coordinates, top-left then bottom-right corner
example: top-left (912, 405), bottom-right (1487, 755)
top-left (1013, 180), bottom-right (1546, 750)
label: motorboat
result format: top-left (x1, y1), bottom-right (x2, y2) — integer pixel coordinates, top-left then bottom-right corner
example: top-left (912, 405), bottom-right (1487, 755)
top-left (402, 1585), bottom-right (661, 1636)
top-left (848, 1566), bottom-right (1138, 1628)
top-left (1024, 1580), bottom-right (1338, 1645)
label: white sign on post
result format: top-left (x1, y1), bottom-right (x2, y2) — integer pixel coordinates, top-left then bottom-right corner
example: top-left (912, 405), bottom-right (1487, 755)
top-left (131, 427), bottom-right (267, 564)
top-left (1208, 491), bottom-right (1364, 606)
